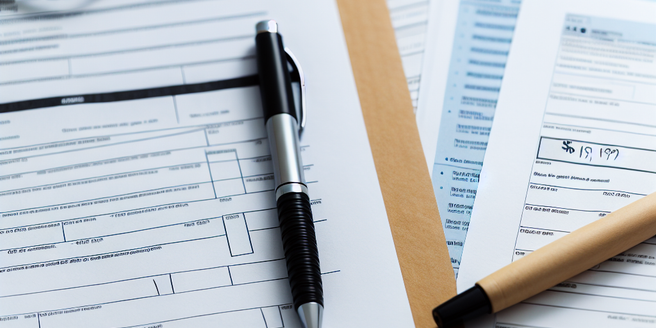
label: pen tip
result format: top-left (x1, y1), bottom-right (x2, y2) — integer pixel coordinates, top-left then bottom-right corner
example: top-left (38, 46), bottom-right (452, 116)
top-left (298, 302), bottom-right (323, 328)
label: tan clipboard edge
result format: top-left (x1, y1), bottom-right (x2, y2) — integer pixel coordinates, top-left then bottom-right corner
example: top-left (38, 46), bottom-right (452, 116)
top-left (335, 0), bottom-right (456, 327)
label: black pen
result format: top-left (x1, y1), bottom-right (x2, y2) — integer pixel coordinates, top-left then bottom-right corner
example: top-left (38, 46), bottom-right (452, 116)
top-left (255, 20), bottom-right (323, 328)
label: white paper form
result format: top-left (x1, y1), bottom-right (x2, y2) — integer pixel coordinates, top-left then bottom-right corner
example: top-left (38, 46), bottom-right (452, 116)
top-left (458, 0), bottom-right (656, 327)
top-left (0, 1), bottom-right (415, 327)
top-left (387, 0), bottom-right (431, 111)
top-left (414, 0), bottom-right (521, 275)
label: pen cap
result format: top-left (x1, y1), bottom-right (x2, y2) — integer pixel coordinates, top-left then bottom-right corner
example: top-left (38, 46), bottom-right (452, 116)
top-left (432, 285), bottom-right (491, 328)
top-left (255, 21), bottom-right (298, 123)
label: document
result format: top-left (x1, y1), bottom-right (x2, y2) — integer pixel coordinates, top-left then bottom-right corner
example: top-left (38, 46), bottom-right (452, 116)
top-left (414, 0), bottom-right (521, 275)
top-left (387, 0), bottom-right (431, 111)
top-left (458, 0), bottom-right (656, 326)
top-left (0, 1), bottom-right (415, 327)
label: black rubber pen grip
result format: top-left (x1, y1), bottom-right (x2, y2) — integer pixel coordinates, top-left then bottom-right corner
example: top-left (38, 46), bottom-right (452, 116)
top-left (277, 192), bottom-right (323, 309)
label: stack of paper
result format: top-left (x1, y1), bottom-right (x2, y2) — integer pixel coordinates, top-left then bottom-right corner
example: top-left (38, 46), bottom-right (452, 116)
top-left (0, 1), bottom-right (416, 327)
top-left (415, 0), bottom-right (656, 326)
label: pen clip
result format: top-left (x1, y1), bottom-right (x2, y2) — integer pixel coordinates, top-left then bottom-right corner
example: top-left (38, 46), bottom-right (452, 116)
top-left (284, 47), bottom-right (306, 135)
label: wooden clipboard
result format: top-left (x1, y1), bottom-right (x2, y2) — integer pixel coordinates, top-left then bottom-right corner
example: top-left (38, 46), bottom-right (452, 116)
top-left (335, 1), bottom-right (457, 327)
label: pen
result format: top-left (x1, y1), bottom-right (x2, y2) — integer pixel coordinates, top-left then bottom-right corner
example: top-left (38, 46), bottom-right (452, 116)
top-left (433, 192), bottom-right (656, 328)
top-left (255, 20), bottom-right (323, 328)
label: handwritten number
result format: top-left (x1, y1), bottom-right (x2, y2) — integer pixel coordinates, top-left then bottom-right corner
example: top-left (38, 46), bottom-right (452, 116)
top-left (580, 146), bottom-right (592, 161)
top-left (604, 148), bottom-right (619, 160)
top-left (560, 140), bottom-right (619, 162)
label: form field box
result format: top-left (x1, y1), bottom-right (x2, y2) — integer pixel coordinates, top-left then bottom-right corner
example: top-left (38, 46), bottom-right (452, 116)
top-left (71, 38), bottom-right (253, 76)
top-left (0, 274), bottom-right (159, 315)
top-left (244, 209), bottom-right (278, 231)
top-left (183, 58), bottom-right (257, 84)
top-left (261, 306), bottom-right (284, 328)
top-left (133, 308), bottom-right (265, 328)
top-left (230, 260), bottom-right (287, 285)
top-left (171, 267), bottom-right (232, 293)
top-left (244, 174), bottom-right (275, 193)
top-left (206, 149), bottom-right (238, 162)
top-left (538, 137), bottom-right (656, 173)
top-left (0, 223), bottom-right (64, 250)
top-left (213, 178), bottom-right (245, 198)
top-left (223, 213), bottom-right (253, 256)
top-left (239, 157), bottom-right (274, 177)
top-left (204, 117), bottom-right (266, 146)
top-left (152, 274), bottom-right (174, 295)
top-left (209, 160), bottom-right (243, 181)
top-left (0, 60), bottom-right (69, 84)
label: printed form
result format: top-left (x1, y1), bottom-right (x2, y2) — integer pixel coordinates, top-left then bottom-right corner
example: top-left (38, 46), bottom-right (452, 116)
top-left (0, 1), bottom-right (415, 327)
top-left (457, 0), bottom-right (656, 327)
top-left (415, 0), bottom-right (521, 275)
top-left (387, 0), bottom-right (431, 111)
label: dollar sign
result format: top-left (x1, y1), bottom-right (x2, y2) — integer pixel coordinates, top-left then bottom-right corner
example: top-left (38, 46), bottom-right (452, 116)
top-left (562, 140), bottom-right (575, 154)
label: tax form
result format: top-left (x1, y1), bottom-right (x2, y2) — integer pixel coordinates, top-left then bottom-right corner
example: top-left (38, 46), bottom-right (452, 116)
top-left (387, 0), bottom-right (430, 111)
top-left (458, 0), bottom-right (656, 327)
top-left (0, 1), bottom-right (415, 327)
top-left (415, 0), bottom-right (521, 275)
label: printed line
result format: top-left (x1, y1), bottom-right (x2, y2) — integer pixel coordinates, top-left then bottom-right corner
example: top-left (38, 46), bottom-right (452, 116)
top-left (227, 266), bottom-right (234, 285)
top-left (543, 121), bottom-right (656, 139)
top-left (0, 160), bottom-right (207, 194)
top-left (529, 182), bottom-right (648, 196)
top-left (278, 306), bottom-right (285, 328)
top-left (9, 281), bottom-right (290, 320)
top-left (169, 274), bottom-right (175, 294)
top-left (1, 129), bottom-right (265, 164)
top-left (524, 203), bottom-right (611, 213)
top-left (1, 194), bottom-right (274, 231)
top-left (401, 50), bottom-right (425, 58)
top-left (388, 0), bottom-right (428, 13)
top-left (560, 281), bottom-right (656, 294)
top-left (432, 162), bottom-right (482, 172)
top-left (0, 75), bottom-right (257, 113)
top-left (321, 270), bottom-right (341, 275)
top-left (1, 181), bottom-right (215, 214)
top-left (0, 56), bottom-right (255, 87)
top-left (0, 11), bottom-right (266, 44)
top-left (205, 151), bottom-right (217, 199)
top-left (0, 219), bottom-right (226, 254)
top-left (519, 225), bottom-right (571, 234)
top-left (550, 91), bottom-right (656, 107)
top-left (242, 212), bottom-right (255, 255)
top-left (0, 235), bottom-right (223, 271)
top-left (1, 35), bottom-right (252, 67)
top-left (173, 96), bottom-right (180, 124)
top-left (1, 185), bottom-right (272, 217)
top-left (0, 117), bottom-right (260, 152)
top-left (0, 44), bottom-right (58, 55)
top-left (393, 21), bottom-right (428, 33)
top-left (261, 308), bottom-right (269, 328)
top-left (153, 280), bottom-right (160, 296)
top-left (522, 296), bottom-right (656, 318)
top-left (0, 65), bottom-right (299, 112)
top-left (0, 0), bottom-right (242, 24)
top-left (235, 150), bottom-right (247, 194)
top-left (117, 304), bottom-right (289, 328)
